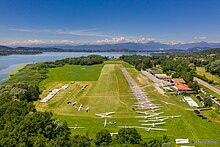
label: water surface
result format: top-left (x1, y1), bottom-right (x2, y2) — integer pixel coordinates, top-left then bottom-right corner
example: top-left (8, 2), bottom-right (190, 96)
top-left (0, 52), bottom-right (150, 82)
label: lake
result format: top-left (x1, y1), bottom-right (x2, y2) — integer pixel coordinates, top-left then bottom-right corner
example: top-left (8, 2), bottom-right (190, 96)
top-left (0, 52), bottom-right (151, 82)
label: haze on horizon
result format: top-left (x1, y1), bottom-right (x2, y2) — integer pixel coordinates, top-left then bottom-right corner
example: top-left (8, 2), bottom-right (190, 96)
top-left (0, 0), bottom-right (220, 46)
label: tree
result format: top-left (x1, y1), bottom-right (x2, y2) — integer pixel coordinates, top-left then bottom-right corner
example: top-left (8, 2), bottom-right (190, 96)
top-left (204, 97), bottom-right (213, 107)
top-left (116, 128), bottom-right (142, 145)
top-left (206, 60), bottom-right (220, 76)
top-left (72, 135), bottom-right (91, 147)
top-left (188, 63), bottom-right (196, 70)
top-left (148, 139), bottom-right (161, 147)
top-left (95, 129), bottom-right (112, 146)
top-left (181, 71), bottom-right (193, 83)
top-left (188, 81), bottom-right (200, 91)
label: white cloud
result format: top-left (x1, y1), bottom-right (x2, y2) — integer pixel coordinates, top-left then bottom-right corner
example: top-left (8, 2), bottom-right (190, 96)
top-left (0, 37), bottom-right (156, 46)
top-left (9, 28), bottom-right (51, 33)
top-left (194, 36), bottom-right (207, 40)
top-left (95, 37), bottom-right (155, 44)
top-left (10, 28), bottom-right (113, 37)
top-left (56, 30), bottom-right (113, 37)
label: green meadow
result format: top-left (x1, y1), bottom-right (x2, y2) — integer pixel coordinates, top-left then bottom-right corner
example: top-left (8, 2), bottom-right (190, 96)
top-left (36, 60), bottom-right (220, 146)
top-left (39, 64), bottom-right (103, 89)
top-left (196, 67), bottom-right (220, 83)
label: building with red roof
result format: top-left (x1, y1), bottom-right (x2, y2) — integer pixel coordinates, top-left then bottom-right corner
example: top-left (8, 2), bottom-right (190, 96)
top-left (172, 83), bottom-right (192, 92)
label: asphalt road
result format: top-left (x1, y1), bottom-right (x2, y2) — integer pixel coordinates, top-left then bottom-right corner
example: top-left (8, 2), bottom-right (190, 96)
top-left (194, 77), bottom-right (220, 95)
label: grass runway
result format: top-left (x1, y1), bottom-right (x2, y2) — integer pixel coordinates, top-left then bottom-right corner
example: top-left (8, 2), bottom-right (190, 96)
top-left (36, 61), bottom-right (220, 146)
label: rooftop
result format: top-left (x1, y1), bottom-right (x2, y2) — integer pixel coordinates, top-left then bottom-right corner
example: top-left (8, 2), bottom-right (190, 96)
top-left (155, 74), bottom-right (171, 79)
top-left (174, 83), bottom-right (192, 91)
top-left (172, 78), bottom-right (186, 84)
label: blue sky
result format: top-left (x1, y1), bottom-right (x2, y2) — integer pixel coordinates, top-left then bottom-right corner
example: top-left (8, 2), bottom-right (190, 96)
top-left (0, 0), bottom-right (220, 46)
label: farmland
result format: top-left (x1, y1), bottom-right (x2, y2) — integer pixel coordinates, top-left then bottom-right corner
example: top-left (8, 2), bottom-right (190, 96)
top-left (36, 60), bottom-right (220, 146)
top-left (196, 67), bottom-right (220, 83)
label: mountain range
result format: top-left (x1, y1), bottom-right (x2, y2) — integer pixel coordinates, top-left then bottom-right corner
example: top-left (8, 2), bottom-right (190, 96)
top-left (1, 41), bottom-right (220, 51)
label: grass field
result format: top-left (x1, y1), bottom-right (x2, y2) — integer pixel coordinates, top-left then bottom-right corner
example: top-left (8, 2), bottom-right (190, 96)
top-left (39, 64), bottom-right (103, 90)
top-left (36, 61), bottom-right (220, 146)
top-left (196, 67), bottom-right (220, 83)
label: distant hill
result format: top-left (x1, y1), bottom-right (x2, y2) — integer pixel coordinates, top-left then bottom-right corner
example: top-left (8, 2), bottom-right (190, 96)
top-left (53, 41), bottom-right (220, 51)
top-left (173, 41), bottom-right (220, 49)
top-left (1, 41), bottom-right (220, 52)
top-left (54, 42), bottom-right (172, 50)
top-left (0, 45), bottom-right (13, 50)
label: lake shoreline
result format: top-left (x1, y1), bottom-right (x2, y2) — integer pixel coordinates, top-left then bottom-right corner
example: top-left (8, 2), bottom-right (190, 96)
top-left (0, 65), bottom-right (25, 84)
top-left (0, 52), bottom-right (151, 82)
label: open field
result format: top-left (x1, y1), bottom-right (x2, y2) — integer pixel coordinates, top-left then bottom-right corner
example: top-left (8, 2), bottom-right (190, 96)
top-left (36, 60), bottom-right (220, 146)
top-left (39, 64), bottom-right (103, 89)
top-left (196, 67), bottom-right (220, 83)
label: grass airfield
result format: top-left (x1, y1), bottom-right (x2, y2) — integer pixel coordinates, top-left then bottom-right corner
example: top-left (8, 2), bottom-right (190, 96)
top-left (36, 60), bottom-right (220, 146)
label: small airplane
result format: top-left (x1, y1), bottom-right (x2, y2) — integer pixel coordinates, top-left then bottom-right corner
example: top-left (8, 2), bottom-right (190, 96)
top-left (110, 132), bottom-right (118, 136)
top-left (118, 126), bottom-right (167, 132)
top-left (144, 108), bottom-right (161, 113)
top-left (148, 115), bottom-right (181, 120)
top-left (136, 111), bottom-right (154, 115)
top-left (161, 100), bottom-right (175, 105)
top-left (86, 107), bottom-right (90, 112)
top-left (165, 115), bottom-right (181, 118)
top-left (95, 112), bottom-right (115, 118)
top-left (148, 112), bottom-right (164, 117)
top-left (118, 126), bottom-right (139, 129)
top-left (148, 116), bottom-right (166, 120)
top-left (139, 118), bottom-right (168, 122)
top-left (109, 121), bottom-right (117, 125)
top-left (156, 115), bottom-right (181, 119)
top-left (135, 126), bottom-right (167, 132)
top-left (72, 102), bottom-right (77, 106)
top-left (136, 109), bottom-right (161, 115)
top-left (135, 115), bottom-right (155, 119)
top-left (78, 104), bottom-right (83, 111)
top-left (136, 112), bottom-right (164, 118)
top-left (141, 122), bottom-right (166, 127)
top-left (104, 119), bottom-right (107, 128)
top-left (138, 106), bottom-right (163, 110)
top-left (69, 125), bottom-right (85, 130)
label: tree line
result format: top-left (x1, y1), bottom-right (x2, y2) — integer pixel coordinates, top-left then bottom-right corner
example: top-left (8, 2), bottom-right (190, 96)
top-left (72, 129), bottom-right (171, 147)
top-left (0, 50), bottom-right (43, 56)
top-left (120, 55), bottom-right (152, 71)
